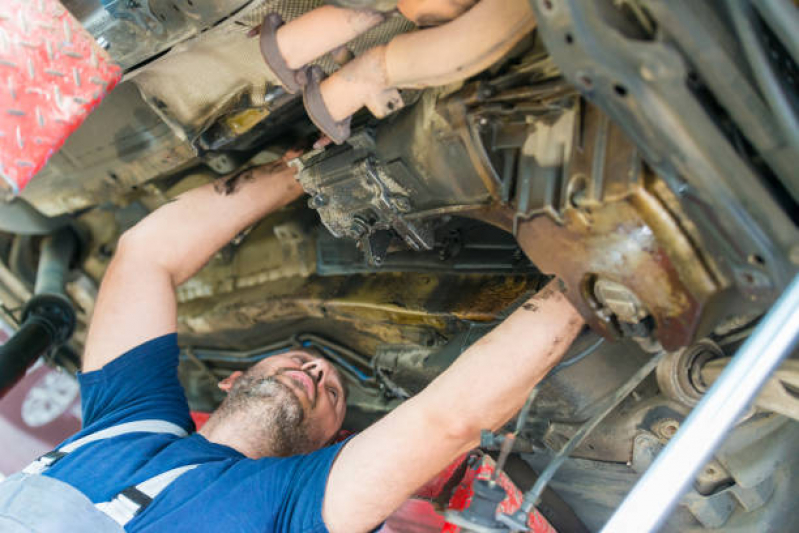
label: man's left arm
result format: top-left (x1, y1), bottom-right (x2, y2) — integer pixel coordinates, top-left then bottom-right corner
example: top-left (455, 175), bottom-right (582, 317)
top-left (82, 160), bottom-right (304, 372)
top-left (322, 281), bottom-right (584, 533)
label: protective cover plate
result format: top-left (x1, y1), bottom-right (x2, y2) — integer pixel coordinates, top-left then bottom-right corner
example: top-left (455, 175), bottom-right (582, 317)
top-left (0, 0), bottom-right (121, 195)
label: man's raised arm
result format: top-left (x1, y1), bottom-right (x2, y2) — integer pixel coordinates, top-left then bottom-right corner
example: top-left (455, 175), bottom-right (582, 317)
top-left (323, 280), bottom-right (584, 533)
top-left (82, 161), bottom-right (304, 372)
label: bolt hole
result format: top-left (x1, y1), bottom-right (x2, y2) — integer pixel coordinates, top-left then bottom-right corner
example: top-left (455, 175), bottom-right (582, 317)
top-left (578, 74), bottom-right (593, 89)
top-left (542, 0), bottom-right (553, 11)
top-left (565, 33), bottom-right (573, 44)
top-left (742, 272), bottom-right (755, 285)
top-left (706, 467), bottom-right (716, 475)
top-left (387, 101), bottom-right (395, 111)
top-left (187, 0), bottom-right (193, 5)
top-left (614, 84), bottom-right (628, 97)
top-left (748, 254), bottom-right (765, 267)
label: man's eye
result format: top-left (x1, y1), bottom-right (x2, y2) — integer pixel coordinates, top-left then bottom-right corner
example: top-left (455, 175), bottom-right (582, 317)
top-left (292, 355), bottom-right (305, 364)
top-left (328, 387), bottom-right (338, 401)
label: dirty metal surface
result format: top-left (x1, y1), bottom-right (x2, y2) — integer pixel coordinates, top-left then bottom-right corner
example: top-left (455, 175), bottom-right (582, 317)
top-left (175, 270), bottom-right (540, 358)
top-left (516, 105), bottom-right (722, 350)
top-left (0, 0), bottom-right (121, 195)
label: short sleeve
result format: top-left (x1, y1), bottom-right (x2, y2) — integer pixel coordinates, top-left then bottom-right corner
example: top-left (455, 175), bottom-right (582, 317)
top-left (71, 334), bottom-right (193, 438)
top-left (268, 439), bottom-right (352, 533)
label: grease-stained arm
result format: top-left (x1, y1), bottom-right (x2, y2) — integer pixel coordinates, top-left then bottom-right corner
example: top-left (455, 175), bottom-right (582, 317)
top-left (323, 280), bottom-right (584, 533)
top-left (82, 161), bottom-right (304, 372)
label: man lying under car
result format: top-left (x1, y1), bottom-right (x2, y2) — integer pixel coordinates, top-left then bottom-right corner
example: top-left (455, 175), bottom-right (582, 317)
top-left (0, 153), bottom-right (583, 532)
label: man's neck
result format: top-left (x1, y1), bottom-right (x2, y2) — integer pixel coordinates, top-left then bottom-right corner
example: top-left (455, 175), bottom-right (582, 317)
top-left (198, 411), bottom-right (267, 459)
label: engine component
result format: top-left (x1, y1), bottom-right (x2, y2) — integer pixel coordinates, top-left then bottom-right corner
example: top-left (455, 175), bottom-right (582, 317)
top-left (529, 0), bottom-right (798, 297)
top-left (259, 6), bottom-right (385, 93)
top-left (0, 227), bottom-right (78, 399)
top-left (315, 217), bottom-right (536, 275)
top-left (298, 0), bottom-right (536, 143)
top-left (602, 272), bottom-right (799, 533)
top-left (515, 104), bottom-right (722, 351)
top-left (656, 339), bottom-right (723, 408)
top-left (298, 130), bottom-right (439, 263)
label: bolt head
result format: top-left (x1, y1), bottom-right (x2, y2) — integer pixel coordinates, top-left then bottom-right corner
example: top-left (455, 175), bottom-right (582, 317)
top-left (308, 193), bottom-right (328, 209)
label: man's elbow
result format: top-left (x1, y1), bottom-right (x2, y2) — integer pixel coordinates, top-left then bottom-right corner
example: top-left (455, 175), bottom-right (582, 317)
top-left (112, 227), bottom-right (175, 282)
top-left (426, 406), bottom-right (483, 451)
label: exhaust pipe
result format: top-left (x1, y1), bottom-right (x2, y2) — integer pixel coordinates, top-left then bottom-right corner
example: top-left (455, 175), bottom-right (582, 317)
top-left (397, 0), bottom-right (478, 26)
top-left (0, 227), bottom-right (78, 399)
top-left (305, 0), bottom-right (536, 143)
top-left (260, 5), bottom-right (385, 94)
top-left (258, 0), bottom-right (479, 93)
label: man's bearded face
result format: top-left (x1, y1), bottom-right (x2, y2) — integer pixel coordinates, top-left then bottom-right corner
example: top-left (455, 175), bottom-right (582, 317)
top-left (222, 368), bottom-right (314, 457)
top-left (216, 351), bottom-right (347, 457)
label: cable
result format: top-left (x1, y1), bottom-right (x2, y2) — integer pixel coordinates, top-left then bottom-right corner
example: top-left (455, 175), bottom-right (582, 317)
top-left (552, 336), bottom-right (604, 373)
top-left (518, 350), bottom-right (666, 512)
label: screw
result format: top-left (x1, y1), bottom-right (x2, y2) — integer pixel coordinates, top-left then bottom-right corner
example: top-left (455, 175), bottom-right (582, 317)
top-left (350, 217), bottom-right (369, 238)
top-left (308, 193), bottom-right (328, 209)
top-left (393, 196), bottom-right (411, 213)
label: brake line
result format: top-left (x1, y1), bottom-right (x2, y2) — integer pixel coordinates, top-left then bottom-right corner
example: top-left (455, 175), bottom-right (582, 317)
top-left (499, 350), bottom-right (667, 531)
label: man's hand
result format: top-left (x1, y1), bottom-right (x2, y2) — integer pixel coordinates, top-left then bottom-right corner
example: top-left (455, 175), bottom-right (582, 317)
top-left (322, 279), bottom-right (584, 533)
top-left (82, 160), bottom-right (304, 372)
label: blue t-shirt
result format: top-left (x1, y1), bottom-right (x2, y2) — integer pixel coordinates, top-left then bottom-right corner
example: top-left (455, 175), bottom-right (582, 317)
top-left (42, 334), bottom-right (346, 532)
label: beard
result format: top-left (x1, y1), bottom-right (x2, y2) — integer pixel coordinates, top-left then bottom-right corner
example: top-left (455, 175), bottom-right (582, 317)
top-left (217, 369), bottom-right (313, 457)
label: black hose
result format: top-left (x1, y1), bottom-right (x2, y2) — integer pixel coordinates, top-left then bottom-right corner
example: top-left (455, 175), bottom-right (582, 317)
top-left (0, 318), bottom-right (58, 397)
top-left (0, 228), bottom-right (77, 399)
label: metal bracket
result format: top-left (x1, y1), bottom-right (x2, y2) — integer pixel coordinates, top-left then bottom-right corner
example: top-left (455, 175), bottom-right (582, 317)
top-left (258, 13), bottom-right (303, 94)
top-left (303, 66), bottom-right (352, 145)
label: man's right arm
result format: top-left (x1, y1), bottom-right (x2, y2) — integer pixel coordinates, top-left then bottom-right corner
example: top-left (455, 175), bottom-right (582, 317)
top-left (322, 280), bottom-right (584, 533)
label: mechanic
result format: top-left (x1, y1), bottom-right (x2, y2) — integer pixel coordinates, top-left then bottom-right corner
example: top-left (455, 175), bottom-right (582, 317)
top-left (0, 154), bottom-right (584, 533)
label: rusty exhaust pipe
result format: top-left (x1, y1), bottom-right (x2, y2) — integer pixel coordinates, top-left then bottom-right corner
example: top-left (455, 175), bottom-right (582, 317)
top-left (260, 6), bottom-right (385, 93)
top-left (306, 0), bottom-right (536, 143)
top-left (397, 0), bottom-right (477, 26)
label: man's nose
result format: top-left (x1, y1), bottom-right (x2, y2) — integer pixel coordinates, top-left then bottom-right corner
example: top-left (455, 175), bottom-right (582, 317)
top-left (302, 358), bottom-right (329, 385)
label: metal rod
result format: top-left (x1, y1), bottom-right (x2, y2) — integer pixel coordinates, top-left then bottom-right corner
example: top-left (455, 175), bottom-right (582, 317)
top-left (753, 0), bottom-right (799, 68)
top-left (601, 273), bottom-right (799, 533)
top-left (34, 227), bottom-right (76, 296)
top-left (728, 0), bottom-right (799, 155)
top-left (520, 349), bottom-right (666, 512)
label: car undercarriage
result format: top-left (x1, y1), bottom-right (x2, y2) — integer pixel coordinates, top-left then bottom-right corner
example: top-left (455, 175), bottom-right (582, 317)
top-left (0, 0), bottom-right (797, 531)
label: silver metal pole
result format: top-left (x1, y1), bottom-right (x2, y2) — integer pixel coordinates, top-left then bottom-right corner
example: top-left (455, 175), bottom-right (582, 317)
top-left (601, 273), bottom-right (799, 533)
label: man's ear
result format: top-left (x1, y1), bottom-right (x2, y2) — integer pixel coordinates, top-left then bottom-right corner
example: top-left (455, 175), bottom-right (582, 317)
top-left (218, 371), bottom-right (243, 392)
